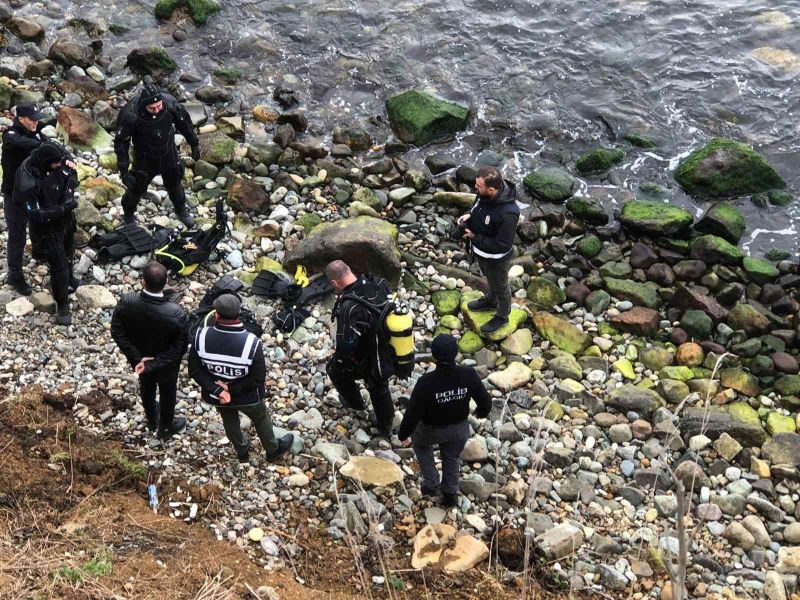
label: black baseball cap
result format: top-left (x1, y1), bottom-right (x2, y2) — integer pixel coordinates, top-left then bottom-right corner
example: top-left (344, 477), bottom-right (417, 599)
top-left (17, 104), bottom-right (45, 120)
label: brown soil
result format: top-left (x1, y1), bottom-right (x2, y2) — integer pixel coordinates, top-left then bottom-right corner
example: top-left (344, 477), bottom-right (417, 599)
top-left (0, 385), bottom-right (587, 599)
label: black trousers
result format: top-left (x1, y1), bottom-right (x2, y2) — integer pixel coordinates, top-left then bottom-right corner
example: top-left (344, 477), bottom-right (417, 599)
top-left (122, 146), bottom-right (186, 217)
top-left (3, 192), bottom-right (28, 281)
top-left (139, 363), bottom-right (180, 431)
top-left (412, 421), bottom-right (470, 496)
top-left (327, 360), bottom-right (393, 429)
top-left (31, 223), bottom-right (74, 305)
top-left (476, 255), bottom-right (512, 318)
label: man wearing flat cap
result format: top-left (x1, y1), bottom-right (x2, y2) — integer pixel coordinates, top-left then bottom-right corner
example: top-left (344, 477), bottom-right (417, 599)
top-left (114, 83), bottom-right (199, 227)
top-left (188, 294), bottom-right (293, 464)
top-left (398, 334), bottom-right (491, 508)
top-left (2, 103), bottom-right (46, 296)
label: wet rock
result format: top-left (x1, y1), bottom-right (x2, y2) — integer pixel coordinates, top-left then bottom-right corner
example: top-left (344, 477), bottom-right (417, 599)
top-left (719, 368), bottom-right (760, 396)
top-left (680, 404), bottom-right (767, 447)
top-left (619, 200), bottom-right (693, 236)
top-left (126, 47), bottom-right (177, 79)
top-left (670, 284), bottom-right (728, 321)
top-left (728, 303), bottom-right (770, 335)
top-left (196, 85), bottom-right (233, 104)
top-left (576, 147), bottom-right (624, 174)
top-left (763, 433), bottom-right (800, 466)
top-left (198, 132), bottom-right (236, 164)
top-left (743, 257), bottom-right (780, 284)
top-left (7, 16), bottom-right (45, 41)
top-left (606, 385), bottom-right (665, 417)
top-left (695, 201), bottom-right (746, 243)
top-left (48, 38), bottom-right (94, 68)
top-left (227, 177), bottom-right (269, 212)
top-left (332, 125), bottom-right (372, 151)
top-left (386, 90), bottom-right (469, 146)
top-left (609, 306), bottom-right (661, 336)
top-left (523, 167), bottom-right (575, 203)
top-left (56, 107), bottom-right (112, 152)
top-left (526, 277), bottom-right (566, 309)
top-left (604, 278), bottom-right (661, 309)
top-left (690, 235), bottom-right (744, 266)
top-left (532, 311), bottom-right (590, 354)
top-left (566, 195), bottom-right (609, 224)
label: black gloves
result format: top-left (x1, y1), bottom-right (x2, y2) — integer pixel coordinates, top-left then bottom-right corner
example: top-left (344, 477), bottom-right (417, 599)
top-left (191, 145), bottom-right (200, 161)
top-left (62, 198), bottom-right (78, 214)
top-left (121, 172), bottom-right (138, 189)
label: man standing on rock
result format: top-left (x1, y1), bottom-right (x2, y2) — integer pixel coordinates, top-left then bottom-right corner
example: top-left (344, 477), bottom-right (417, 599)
top-left (398, 334), bottom-right (491, 507)
top-left (457, 166), bottom-right (520, 334)
top-left (188, 294), bottom-right (293, 464)
top-left (325, 259), bottom-right (395, 437)
top-left (15, 141), bottom-right (78, 325)
top-left (2, 103), bottom-right (46, 296)
top-left (114, 83), bottom-right (199, 227)
top-left (111, 261), bottom-right (188, 440)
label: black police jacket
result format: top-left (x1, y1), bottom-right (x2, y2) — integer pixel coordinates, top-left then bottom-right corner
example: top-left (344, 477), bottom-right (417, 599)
top-left (114, 92), bottom-right (199, 175)
top-left (111, 291), bottom-right (189, 371)
top-left (466, 180), bottom-right (520, 261)
top-left (187, 321), bottom-right (266, 407)
top-left (14, 157), bottom-right (78, 235)
top-left (1, 119), bottom-right (45, 197)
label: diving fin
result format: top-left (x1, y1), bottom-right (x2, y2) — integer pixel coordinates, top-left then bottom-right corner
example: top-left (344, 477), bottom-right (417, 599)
top-left (297, 274), bottom-right (334, 306)
top-left (122, 224), bottom-right (157, 254)
top-left (252, 269), bottom-right (293, 298)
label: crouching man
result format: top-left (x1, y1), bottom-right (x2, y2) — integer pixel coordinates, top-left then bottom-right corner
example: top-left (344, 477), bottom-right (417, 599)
top-left (398, 334), bottom-right (491, 507)
top-left (188, 294), bottom-right (292, 464)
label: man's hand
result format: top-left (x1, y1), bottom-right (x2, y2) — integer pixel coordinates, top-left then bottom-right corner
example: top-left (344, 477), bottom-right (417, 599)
top-left (463, 228), bottom-right (474, 239)
top-left (401, 438), bottom-right (412, 448)
top-left (191, 146), bottom-right (200, 161)
top-left (62, 198), bottom-right (78, 213)
top-left (215, 380), bottom-right (229, 391)
top-left (134, 356), bottom-right (154, 375)
top-left (121, 172), bottom-right (137, 189)
top-left (457, 214), bottom-right (470, 226)
top-left (64, 160), bottom-right (76, 170)
top-left (219, 390), bottom-right (231, 405)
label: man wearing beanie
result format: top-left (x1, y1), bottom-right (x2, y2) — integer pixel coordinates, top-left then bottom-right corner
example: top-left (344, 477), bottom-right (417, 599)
top-left (111, 261), bottom-right (188, 440)
top-left (188, 293), bottom-right (293, 464)
top-left (114, 82), bottom-right (199, 227)
top-left (2, 103), bottom-right (46, 296)
top-left (14, 141), bottom-right (78, 325)
top-left (398, 334), bottom-right (491, 507)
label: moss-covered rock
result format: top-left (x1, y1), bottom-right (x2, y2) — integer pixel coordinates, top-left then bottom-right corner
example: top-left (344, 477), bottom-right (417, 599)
top-left (199, 132), bottom-right (236, 164)
top-left (126, 47), bottom-right (177, 79)
top-left (522, 167), bottom-right (575, 203)
top-left (532, 311), bottom-right (591, 355)
top-left (385, 90), bottom-right (469, 146)
top-left (295, 213), bottom-right (322, 233)
top-left (566, 196), bottom-right (609, 225)
top-left (766, 412), bottom-right (796, 435)
top-left (720, 368), bottom-right (760, 396)
top-left (606, 384), bottom-right (665, 417)
top-left (458, 331), bottom-right (484, 355)
top-left (727, 303), bottom-right (770, 335)
top-left (642, 347), bottom-right (674, 371)
top-left (256, 256), bottom-right (283, 272)
top-left (351, 186), bottom-right (382, 211)
top-left (460, 291), bottom-right (527, 341)
top-left (769, 190), bottom-right (793, 207)
top-left (619, 200), bottom-right (693, 236)
top-left (674, 137), bottom-right (785, 198)
top-left (81, 176), bottom-right (124, 208)
top-left (440, 315), bottom-right (461, 330)
top-left (689, 235), bottom-right (744, 265)
top-left (577, 234), bottom-right (602, 258)
top-left (742, 257), bottom-right (779, 284)
top-left (775, 375), bottom-right (800, 397)
top-left (613, 357), bottom-right (636, 380)
top-left (432, 289), bottom-right (462, 316)
top-left (155, 0), bottom-right (221, 25)
top-left (56, 107), bottom-right (112, 152)
top-left (604, 278), bottom-right (661, 309)
top-left (623, 132), bottom-right (658, 148)
top-left (727, 402), bottom-right (762, 429)
top-left (213, 67), bottom-right (243, 84)
top-left (766, 248), bottom-right (791, 261)
top-left (695, 202), bottom-right (746, 244)
top-left (526, 277), bottom-right (566, 309)
top-left (679, 309), bottom-right (713, 339)
top-left (575, 147), bottom-right (624, 174)
top-left (500, 328), bottom-right (533, 356)
top-left (97, 152), bottom-right (118, 172)
top-left (659, 366), bottom-right (695, 382)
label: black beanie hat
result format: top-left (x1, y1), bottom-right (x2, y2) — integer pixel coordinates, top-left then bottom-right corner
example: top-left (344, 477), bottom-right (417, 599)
top-left (31, 141), bottom-right (66, 171)
top-left (140, 83), bottom-right (163, 106)
top-left (431, 334), bottom-right (458, 363)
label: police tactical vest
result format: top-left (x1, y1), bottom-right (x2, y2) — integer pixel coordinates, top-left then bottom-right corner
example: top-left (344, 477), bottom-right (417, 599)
top-left (194, 325), bottom-right (259, 380)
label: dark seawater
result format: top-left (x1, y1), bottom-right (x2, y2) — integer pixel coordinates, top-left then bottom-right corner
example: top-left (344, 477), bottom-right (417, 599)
top-left (16, 1), bottom-right (800, 253)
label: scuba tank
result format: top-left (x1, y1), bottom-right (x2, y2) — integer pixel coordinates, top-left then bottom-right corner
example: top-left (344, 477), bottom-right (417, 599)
top-left (385, 300), bottom-right (415, 378)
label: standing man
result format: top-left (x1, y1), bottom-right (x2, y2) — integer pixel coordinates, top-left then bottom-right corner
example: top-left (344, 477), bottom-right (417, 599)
top-left (111, 261), bottom-right (188, 440)
top-left (2, 104), bottom-right (46, 295)
top-left (325, 259), bottom-right (395, 437)
top-left (456, 166), bottom-right (520, 334)
top-left (15, 141), bottom-right (77, 325)
top-left (114, 83), bottom-right (199, 227)
top-left (398, 334), bottom-right (491, 507)
top-left (188, 295), bottom-right (293, 464)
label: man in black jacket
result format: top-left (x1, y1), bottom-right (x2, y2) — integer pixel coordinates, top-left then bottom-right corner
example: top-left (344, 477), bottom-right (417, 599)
top-left (325, 260), bottom-right (394, 437)
top-left (16, 141), bottom-right (78, 324)
top-left (398, 334), bottom-right (491, 507)
top-left (457, 166), bottom-right (520, 334)
top-left (111, 261), bottom-right (188, 439)
top-left (188, 294), bottom-right (292, 464)
top-left (2, 104), bottom-right (46, 295)
top-left (114, 83), bottom-right (199, 227)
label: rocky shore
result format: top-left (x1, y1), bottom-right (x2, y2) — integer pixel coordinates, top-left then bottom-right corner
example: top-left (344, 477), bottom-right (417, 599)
top-left (1, 8), bottom-right (800, 600)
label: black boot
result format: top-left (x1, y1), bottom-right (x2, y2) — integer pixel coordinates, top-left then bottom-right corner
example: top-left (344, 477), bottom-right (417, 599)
top-left (9, 277), bottom-right (32, 296)
top-left (68, 276), bottom-right (82, 295)
top-left (266, 433), bottom-right (294, 461)
top-left (56, 302), bottom-right (72, 325)
top-left (442, 493), bottom-right (459, 508)
top-left (175, 207), bottom-right (195, 228)
top-left (481, 314), bottom-right (509, 334)
top-left (467, 296), bottom-right (496, 312)
top-left (145, 403), bottom-right (160, 432)
top-left (158, 416), bottom-right (187, 441)
top-left (123, 211), bottom-right (137, 225)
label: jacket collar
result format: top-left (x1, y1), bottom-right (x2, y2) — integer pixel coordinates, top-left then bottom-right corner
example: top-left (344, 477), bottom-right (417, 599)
top-left (12, 119), bottom-right (42, 137)
top-left (138, 290), bottom-right (167, 304)
top-left (214, 319), bottom-right (244, 332)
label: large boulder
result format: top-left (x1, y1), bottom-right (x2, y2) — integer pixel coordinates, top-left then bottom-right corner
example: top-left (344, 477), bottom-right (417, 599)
top-left (56, 108), bottom-right (112, 152)
top-left (385, 90), bottom-right (469, 146)
top-left (227, 177), bottom-right (269, 212)
top-left (523, 167), bottom-right (575, 203)
top-left (48, 38), bottom-right (94, 68)
top-left (689, 235), bottom-right (744, 265)
top-left (566, 196), bottom-right (609, 225)
top-left (576, 147), bottom-right (624, 174)
top-left (460, 291), bottom-right (527, 341)
top-left (619, 200), bottom-right (693, 236)
top-left (126, 47), bottom-right (178, 79)
top-left (532, 311), bottom-right (591, 355)
top-left (284, 216), bottom-right (401, 286)
top-left (679, 403), bottom-right (767, 447)
top-left (198, 132), bottom-right (236, 164)
top-left (695, 202), bottom-right (746, 244)
top-left (674, 138), bottom-right (785, 198)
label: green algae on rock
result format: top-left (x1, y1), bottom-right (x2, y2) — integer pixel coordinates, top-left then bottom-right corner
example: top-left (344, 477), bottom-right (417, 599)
top-left (460, 291), bottom-right (527, 341)
top-left (742, 257), bottom-right (780, 284)
top-left (695, 202), bottom-right (746, 244)
top-left (689, 235), bottom-right (744, 265)
top-left (618, 200), bottom-right (693, 236)
top-left (575, 147), bottom-right (624, 174)
top-left (603, 278), bottom-right (661, 309)
top-left (526, 277), bottom-right (566, 310)
top-left (674, 137), bottom-right (785, 198)
top-left (155, 0), bottom-right (221, 25)
top-left (432, 289), bottom-right (462, 316)
top-left (386, 90), bottom-right (469, 146)
top-left (566, 196), bottom-right (609, 225)
top-left (531, 311), bottom-right (591, 355)
top-left (523, 167), bottom-right (575, 203)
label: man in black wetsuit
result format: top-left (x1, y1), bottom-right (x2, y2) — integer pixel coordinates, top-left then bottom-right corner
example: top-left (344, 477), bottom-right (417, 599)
top-left (114, 83), bottom-right (199, 227)
top-left (15, 141), bottom-right (78, 325)
top-left (2, 103), bottom-right (46, 295)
